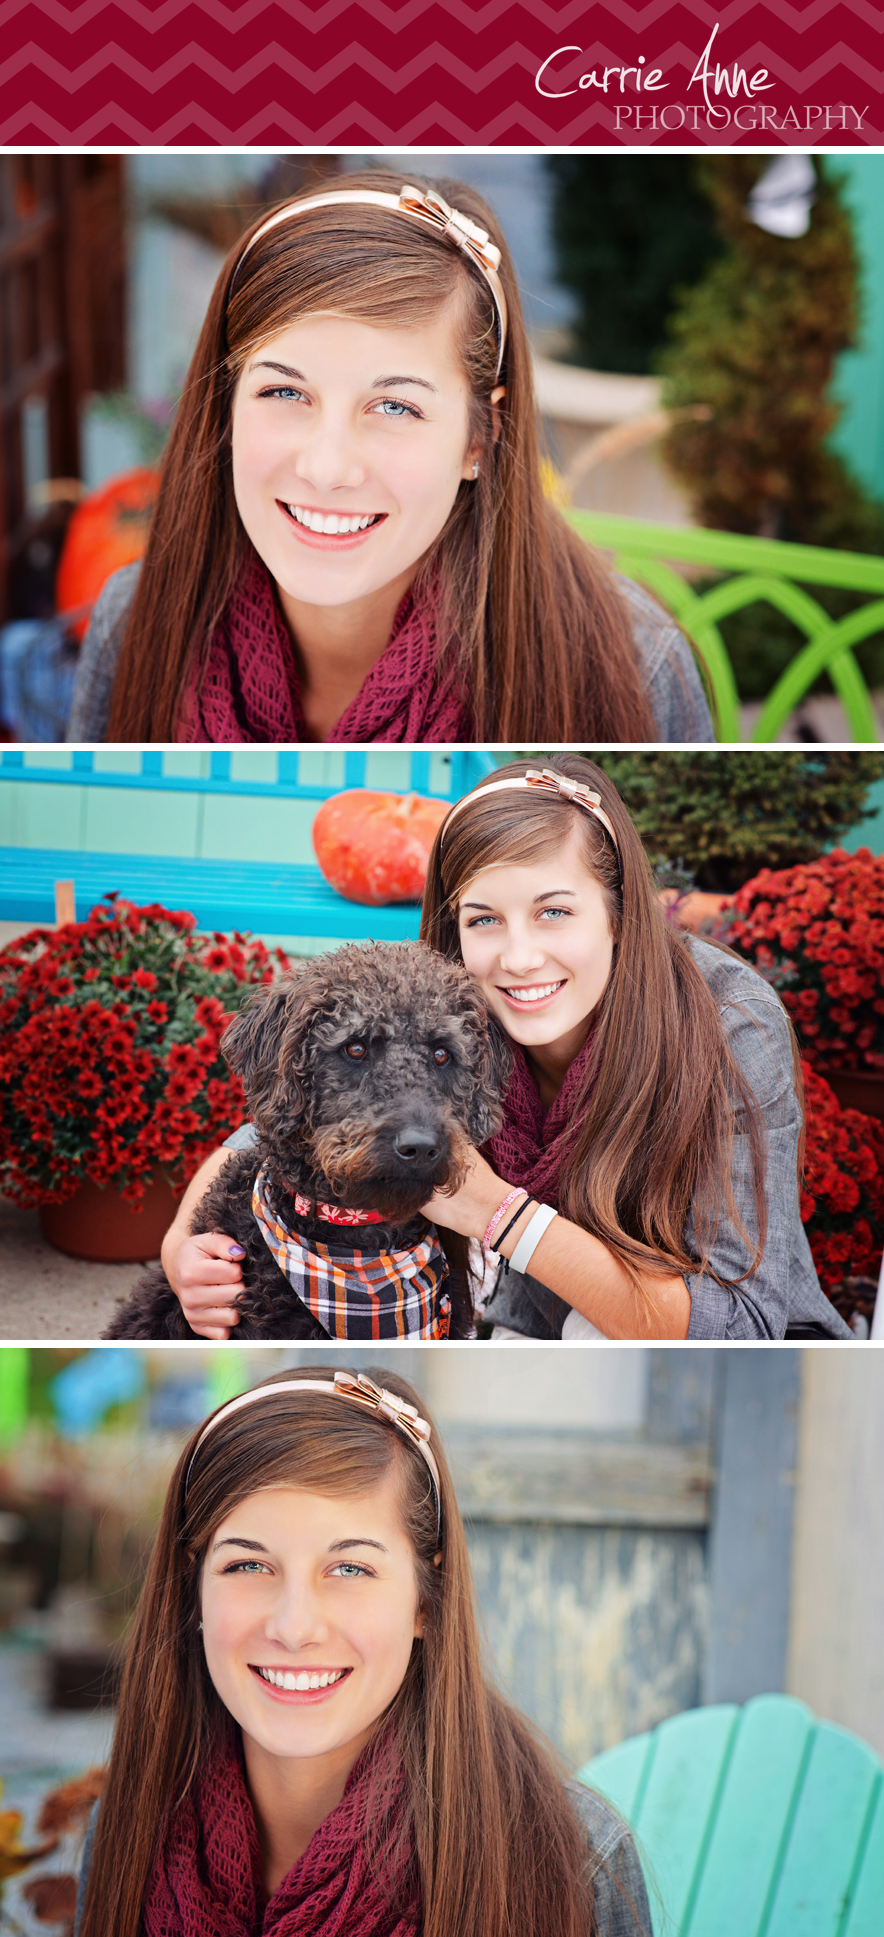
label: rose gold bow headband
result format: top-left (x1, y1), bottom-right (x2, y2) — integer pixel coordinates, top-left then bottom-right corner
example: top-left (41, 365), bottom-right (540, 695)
top-left (230, 184), bottom-right (508, 383)
top-left (442, 768), bottom-right (620, 854)
top-left (184, 1371), bottom-right (442, 1540)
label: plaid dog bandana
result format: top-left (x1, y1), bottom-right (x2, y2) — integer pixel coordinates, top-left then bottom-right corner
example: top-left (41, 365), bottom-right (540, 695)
top-left (252, 1167), bottom-right (451, 1341)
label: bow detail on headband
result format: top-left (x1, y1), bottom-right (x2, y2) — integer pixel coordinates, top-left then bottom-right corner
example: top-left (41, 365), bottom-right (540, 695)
top-left (399, 185), bottom-right (502, 273)
top-left (526, 768), bottom-right (601, 810)
top-left (333, 1370), bottom-right (432, 1447)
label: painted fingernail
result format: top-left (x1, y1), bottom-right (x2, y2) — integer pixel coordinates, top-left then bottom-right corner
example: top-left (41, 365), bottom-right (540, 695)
top-left (228, 1244), bottom-right (246, 1258)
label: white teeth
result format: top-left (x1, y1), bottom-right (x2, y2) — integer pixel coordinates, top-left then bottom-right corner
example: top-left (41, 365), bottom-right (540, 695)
top-left (505, 981), bottom-right (563, 1003)
top-left (288, 505), bottom-right (377, 534)
top-left (258, 1666), bottom-right (345, 1689)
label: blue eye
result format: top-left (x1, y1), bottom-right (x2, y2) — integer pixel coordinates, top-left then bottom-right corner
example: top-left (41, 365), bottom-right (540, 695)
top-left (371, 398), bottom-right (420, 419)
top-left (259, 385), bottom-right (307, 402)
top-left (330, 1562), bottom-right (371, 1578)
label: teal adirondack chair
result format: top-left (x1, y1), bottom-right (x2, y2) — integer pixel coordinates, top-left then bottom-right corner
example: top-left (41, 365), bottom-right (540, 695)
top-left (578, 1694), bottom-right (883, 1936)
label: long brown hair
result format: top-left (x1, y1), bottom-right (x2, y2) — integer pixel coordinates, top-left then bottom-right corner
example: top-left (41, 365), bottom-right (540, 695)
top-left (77, 1367), bottom-right (598, 1937)
top-left (105, 169), bottom-right (656, 742)
top-left (421, 755), bottom-right (772, 1291)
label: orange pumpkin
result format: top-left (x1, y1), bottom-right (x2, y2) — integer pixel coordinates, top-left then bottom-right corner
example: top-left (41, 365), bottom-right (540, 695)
top-left (55, 467), bottom-right (159, 640)
top-left (312, 791), bottom-right (450, 905)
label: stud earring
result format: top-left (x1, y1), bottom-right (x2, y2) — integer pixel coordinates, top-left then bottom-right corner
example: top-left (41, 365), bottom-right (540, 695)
top-left (471, 460), bottom-right (479, 479)
top-left (198, 1621), bottom-right (203, 1631)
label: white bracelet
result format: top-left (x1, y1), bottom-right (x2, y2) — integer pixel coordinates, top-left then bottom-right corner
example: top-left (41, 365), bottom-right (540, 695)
top-left (508, 1203), bottom-right (558, 1276)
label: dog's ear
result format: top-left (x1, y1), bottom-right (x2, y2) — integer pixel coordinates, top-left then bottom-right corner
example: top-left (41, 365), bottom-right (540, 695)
top-left (469, 1010), bottom-right (513, 1145)
top-left (222, 980), bottom-right (305, 1121)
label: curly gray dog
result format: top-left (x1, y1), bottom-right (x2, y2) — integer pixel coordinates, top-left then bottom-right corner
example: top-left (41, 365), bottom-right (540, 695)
top-left (105, 940), bottom-right (511, 1340)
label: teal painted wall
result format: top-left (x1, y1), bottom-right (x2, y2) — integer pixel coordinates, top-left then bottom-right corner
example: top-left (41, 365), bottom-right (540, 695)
top-left (840, 777), bottom-right (884, 856)
top-left (826, 155), bottom-right (884, 502)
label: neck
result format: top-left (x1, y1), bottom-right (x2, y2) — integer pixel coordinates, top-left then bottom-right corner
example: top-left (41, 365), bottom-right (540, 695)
top-left (242, 1728), bottom-right (371, 1896)
top-left (276, 568), bottom-right (416, 740)
top-left (522, 1015), bottom-right (596, 1108)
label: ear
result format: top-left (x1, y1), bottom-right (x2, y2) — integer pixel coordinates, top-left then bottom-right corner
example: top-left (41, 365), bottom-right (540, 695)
top-left (490, 384), bottom-right (506, 445)
top-left (222, 977), bottom-right (307, 1122)
top-left (469, 1009), bottom-right (512, 1145)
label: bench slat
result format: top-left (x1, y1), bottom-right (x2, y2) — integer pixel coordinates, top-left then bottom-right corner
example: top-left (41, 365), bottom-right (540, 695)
top-left (841, 1774), bottom-right (884, 1937)
top-left (0, 849), bottom-right (421, 940)
top-left (576, 1730), bottom-right (653, 1823)
top-left (763, 1724), bottom-right (882, 1937)
top-left (631, 1705), bottom-right (739, 1934)
top-left (686, 1694), bottom-right (814, 1937)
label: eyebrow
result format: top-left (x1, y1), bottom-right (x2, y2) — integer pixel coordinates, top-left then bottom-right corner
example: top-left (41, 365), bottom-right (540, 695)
top-left (247, 359), bottom-right (436, 394)
top-left (211, 1534), bottom-right (389, 1555)
top-left (461, 889), bottom-right (578, 910)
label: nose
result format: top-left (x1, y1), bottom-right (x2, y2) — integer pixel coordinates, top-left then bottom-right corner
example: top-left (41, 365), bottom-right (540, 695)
top-left (294, 409), bottom-right (368, 495)
top-left (263, 1579), bottom-right (328, 1650)
top-left (394, 1125), bottom-right (442, 1164)
top-left (498, 925), bottom-right (547, 977)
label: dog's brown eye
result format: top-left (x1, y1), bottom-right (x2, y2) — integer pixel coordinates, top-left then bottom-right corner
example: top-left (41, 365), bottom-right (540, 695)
top-left (432, 1046), bottom-right (450, 1066)
top-left (345, 1040), bottom-right (368, 1061)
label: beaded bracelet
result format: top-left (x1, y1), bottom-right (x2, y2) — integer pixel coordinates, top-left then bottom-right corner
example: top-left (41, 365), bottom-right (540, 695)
top-left (483, 1187), bottom-right (528, 1249)
top-left (490, 1197), bottom-right (537, 1257)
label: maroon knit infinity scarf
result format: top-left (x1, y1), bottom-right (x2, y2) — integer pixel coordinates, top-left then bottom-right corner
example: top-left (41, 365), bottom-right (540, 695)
top-left (178, 553), bottom-right (469, 743)
top-left (142, 1732), bottom-right (420, 1937)
top-left (483, 1028), bottom-right (598, 1211)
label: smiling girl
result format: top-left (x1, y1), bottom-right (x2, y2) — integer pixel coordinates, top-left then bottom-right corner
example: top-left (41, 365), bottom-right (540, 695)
top-left (67, 171), bottom-right (712, 744)
top-left (418, 755), bottom-right (850, 1341)
top-left (160, 758), bottom-right (849, 1341)
top-left (74, 1367), bottom-right (651, 1937)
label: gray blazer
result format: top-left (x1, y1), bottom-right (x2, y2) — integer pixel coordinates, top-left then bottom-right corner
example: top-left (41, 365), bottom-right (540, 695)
top-left (75, 1783), bottom-right (652, 1936)
top-left (486, 938), bottom-right (853, 1342)
top-left (66, 562), bottom-right (714, 744)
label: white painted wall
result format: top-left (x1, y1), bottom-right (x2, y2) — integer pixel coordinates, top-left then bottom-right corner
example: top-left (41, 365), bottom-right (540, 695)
top-left (787, 1350), bottom-right (884, 1757)
top-left (417, 1342), bottom-right (649, 1432)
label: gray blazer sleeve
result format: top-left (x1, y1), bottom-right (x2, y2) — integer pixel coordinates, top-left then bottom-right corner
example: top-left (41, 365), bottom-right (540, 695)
top-left (683, 941), bottom-right (852, 1341)
top-left (66, 562), bottom-right (141, 742)
top-left (569, 1784), bottom-right (653, 1935)
top-left (74, 1800), bottom-right (100, 1935)
top-left (618, 577), bottom-right (715, 743)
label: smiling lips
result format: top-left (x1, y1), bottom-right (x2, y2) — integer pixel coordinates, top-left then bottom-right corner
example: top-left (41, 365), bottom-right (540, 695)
top-left (499, 979), bottom-right (567, 1011)
top-left (252, 1664), bottom-right (352, 1697)
top-left (280, 501), bottom-right (386, 543)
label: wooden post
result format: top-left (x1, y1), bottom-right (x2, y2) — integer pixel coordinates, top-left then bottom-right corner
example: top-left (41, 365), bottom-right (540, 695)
top-left (54, 879), bottom-right (75, 926)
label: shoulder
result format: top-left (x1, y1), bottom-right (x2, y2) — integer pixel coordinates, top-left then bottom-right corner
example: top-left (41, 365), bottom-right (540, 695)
top-left (683, 934), bottom-right (785, 1018)
top-left (683, 935), bottom-right (796, 1108)
top-left (568, 1783), bottom-right (652, 1935)
top-left (616, 576), bottom-right (714, 743)
top-left (66, 561), bottom-right (142, 742)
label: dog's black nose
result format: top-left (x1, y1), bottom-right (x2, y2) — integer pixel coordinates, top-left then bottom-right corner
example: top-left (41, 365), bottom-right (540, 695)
top-left (394, 1125), bottom-right (441, 1164)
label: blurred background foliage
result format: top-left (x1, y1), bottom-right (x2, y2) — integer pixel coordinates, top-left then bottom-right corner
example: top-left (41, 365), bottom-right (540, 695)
top-left (546, 154), bottom-right (884, 698)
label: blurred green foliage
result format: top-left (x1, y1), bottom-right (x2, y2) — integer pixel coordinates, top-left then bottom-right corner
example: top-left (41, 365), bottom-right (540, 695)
top-left (591, 750), bottom-right (884, 891)
top-left (545, 156), bottom-right (721, 374)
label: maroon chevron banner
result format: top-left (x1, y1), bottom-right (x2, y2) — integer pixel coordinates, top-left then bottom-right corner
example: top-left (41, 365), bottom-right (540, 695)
top-left (1, 0), bottom-right (882, 148)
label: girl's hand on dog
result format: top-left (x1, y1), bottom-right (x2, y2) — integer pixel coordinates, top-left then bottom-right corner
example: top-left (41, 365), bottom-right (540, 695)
top-left (423, 1148), bottom-right (515, 1242)
top-left (163, 1231), bottom-right (245, 1339)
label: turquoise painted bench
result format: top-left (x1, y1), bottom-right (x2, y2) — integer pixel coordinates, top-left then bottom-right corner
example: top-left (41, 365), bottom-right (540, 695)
top-left (579, 1694), bottom-right (883, 1936)
top-left (569, 510), bottom-right (884, 745)
top-left (0, 748), bottom-right (496, 938)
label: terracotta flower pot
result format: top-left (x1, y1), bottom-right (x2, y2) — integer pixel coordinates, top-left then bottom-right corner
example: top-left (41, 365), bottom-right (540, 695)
top-left (39, 1169), bottom-right (180, 1262)
top-left (816, 1069), bottom-right (884, 1122)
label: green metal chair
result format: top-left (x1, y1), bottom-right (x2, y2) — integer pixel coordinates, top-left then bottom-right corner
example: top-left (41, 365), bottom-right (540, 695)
top-left (569, 510), bottom-right (884, 744)
top-left (578, 1694), bottom-right (883, 1936)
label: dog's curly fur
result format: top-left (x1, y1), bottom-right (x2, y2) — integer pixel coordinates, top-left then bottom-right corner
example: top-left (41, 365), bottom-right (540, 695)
top-left (105, 941), bottom-right (511, 1339)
